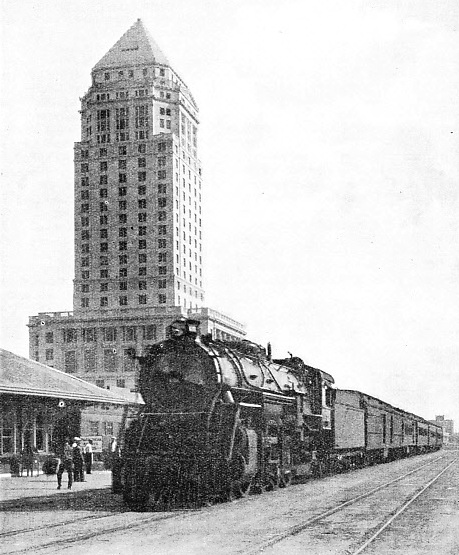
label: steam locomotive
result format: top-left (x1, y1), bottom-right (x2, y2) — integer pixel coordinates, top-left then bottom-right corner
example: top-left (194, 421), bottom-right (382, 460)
top-left (116, 319), bottom-right (442, 510)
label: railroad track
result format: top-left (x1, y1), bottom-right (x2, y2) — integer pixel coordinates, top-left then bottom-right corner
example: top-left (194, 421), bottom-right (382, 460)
top-left (0, 504), bottom-right (193, 554)
top-left (248, 453), bottom-right (457, 554)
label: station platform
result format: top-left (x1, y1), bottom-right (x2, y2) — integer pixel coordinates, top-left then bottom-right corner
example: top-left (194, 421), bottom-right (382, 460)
top-left (0, 470), bottom-right (112, 504)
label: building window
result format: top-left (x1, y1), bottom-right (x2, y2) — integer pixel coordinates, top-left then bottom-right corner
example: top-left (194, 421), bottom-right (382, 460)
top-left (138, 143), bottom-right (146, 154)
top-left (119, 267), bottom-right (127, 277)
top-left (100, 269), bottom-right (109, 278)
top-left (45, 349), bottom-right (53, 361)
top-left (116, 378), bottom-right (126, 388)
top-left (158, 266), bottom-right (167, 275)
top-left (81, 163), bottom-right (89, 173)
top-left (158, 198), bottom-right (167, 208)
top-left (138, 158), bottom-right (146, 168)
top-left (123, 349), bottom-right (135, 372)
top-left (104, 421), bottom-right (114, 435)
top-left (139, 267), bottom-right (147, 276)
top-left (119, 227), bottom-right (127, 237)
top-left (81, 284), bottom-right (89, 293)
top-left (119, 296), bottom-right (128, 306)
top-left (100, 283), bottom-right (108, 292)
top-left (119, 187), bottom-right (127, 196)
top-left (158, 239), bottom-right (166, 248)
top-left (104, 72), bottom-right (110, 80)
top-left (88, 420), bottom-right (99, 434)
top-left (81, 177), bottom-right (89, 186)
top-left (158, 225), bottom-right (167, 235)
top-left (139, 239), bottom-right (147, 249)
top-left (158, 170), bottom-right (166, 179)
top-left (119, 214), bottom-right (127, 225)
top-left (81, 217), bottom-right (89, 227)
top-left (100, 188), bottom-right (108, 198)
top-left (82, 328), bottom-right (97, 343)
top-left (100, 255), bottom-right (109, 266)
top-left (119, 254), bottom-right (128, 264)
top-left (139, 280), bottom-right (147, 290)
top-left (158, 211), bottom-right (166, 221)
top-left (100, 161), bottom-right (108, 172)
top-left (64, 351), bottom-right (77, 373)
top-left (81, 203), bottom-right (89, 213)
top-left (158, 184), bottom-right (166, 194)
top-left (135, 105), bottom-right (149, 128)
top-left (100, 215), bottom-right (108, 225)
top-left (138, 185), bottom-right (146, 195)
top-left (103, 349), bottom-right (117, 372)
top-left (139, 253), bottom-right (147, 263)
top-left (84, 350), bottom-right (96, 372)
top-left (119, 145), bottom-right (127, 156)
top-left (119, 241), bottom-right (127, 251)
top-left (100, 242), bottom-right (108, 252)
top-left (119, 281), bottom-right (127, 290)
top-left (138, 171), bottom-right (146, 182)
top-left (81, 298), bottom-right (89, 307)
top-left (138, 213), bottom-right (147, 222)
top-left (119, 173), bottom-right (127, 183)
top-left (119, 200), bottom-right (127, 210)
top-left (158, 252), bottom-right (167, 262)
top-left (103, 327), bottom-right (117, 342)
top-left (81, 190), bottom-right (89, 200)
top-left (100, 148), bottom-right (107, 157)
top-left (100, 297), bottom-right (108, 307)
top-left (158, 294), bottom-right (167, 304)
top-left (138, 226), bottom-right (147, 235)
top-left (95, 379), bottom-right (105, 388)
top-left (138, 295), bottom-right (147, 304)
top-left (119, 159), bottom-right (127, 170)
top-left (123, 326), bottom-right (137, 342)
top-left (100, 202), bottom-right (108, 212)
top-left (81, 257), bottom-right (89, 267)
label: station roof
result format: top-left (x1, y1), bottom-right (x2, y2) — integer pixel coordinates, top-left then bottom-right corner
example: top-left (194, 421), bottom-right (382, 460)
top-left (0, 349), bottom-right (136, 405)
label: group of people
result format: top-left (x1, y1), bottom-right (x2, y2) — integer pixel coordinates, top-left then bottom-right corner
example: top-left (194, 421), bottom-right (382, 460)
top-left (56, 437), bottom-right (93, 490)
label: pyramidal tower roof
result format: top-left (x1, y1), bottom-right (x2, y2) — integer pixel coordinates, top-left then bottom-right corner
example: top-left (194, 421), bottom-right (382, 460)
top-left (93, 19), bottom-right (170, 71)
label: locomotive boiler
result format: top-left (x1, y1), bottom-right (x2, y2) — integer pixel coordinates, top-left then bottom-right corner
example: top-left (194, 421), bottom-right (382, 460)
top-left (119, 318), bottom-right (334, 509)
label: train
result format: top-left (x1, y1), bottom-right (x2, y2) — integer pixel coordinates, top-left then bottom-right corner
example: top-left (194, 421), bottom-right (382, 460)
top-left (115, 318), bottom-right (443, 510)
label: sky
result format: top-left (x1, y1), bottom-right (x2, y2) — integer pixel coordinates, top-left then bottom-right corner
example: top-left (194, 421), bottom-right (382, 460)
top-left (1, 0), bottom-right (458, 426)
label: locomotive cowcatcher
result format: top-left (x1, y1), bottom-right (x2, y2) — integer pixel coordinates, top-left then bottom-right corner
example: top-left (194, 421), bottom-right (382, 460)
top-left (116, 318), bottom-right (334, 509)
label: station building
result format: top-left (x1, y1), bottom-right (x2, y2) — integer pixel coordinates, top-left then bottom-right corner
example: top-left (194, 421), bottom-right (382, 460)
top-left (28, 19), bottom-right (245, 391)
top-left (0, 348), bottom-right (141, 471)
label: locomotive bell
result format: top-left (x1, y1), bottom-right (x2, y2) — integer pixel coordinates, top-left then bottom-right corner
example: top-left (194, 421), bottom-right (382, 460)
top-left (168, 318), bottom-right (201, 339)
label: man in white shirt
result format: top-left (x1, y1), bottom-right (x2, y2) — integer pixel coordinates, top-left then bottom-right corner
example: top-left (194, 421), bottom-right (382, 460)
top-left (84, 440), bottom-right (93, 475)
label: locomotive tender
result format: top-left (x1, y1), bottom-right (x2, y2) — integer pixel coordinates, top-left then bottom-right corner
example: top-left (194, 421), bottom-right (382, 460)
top-left (118, 318), bottom-right (442, 509)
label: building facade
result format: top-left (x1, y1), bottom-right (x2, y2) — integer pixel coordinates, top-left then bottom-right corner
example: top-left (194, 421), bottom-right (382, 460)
top-left (29, 20), bottom-right (245, 392)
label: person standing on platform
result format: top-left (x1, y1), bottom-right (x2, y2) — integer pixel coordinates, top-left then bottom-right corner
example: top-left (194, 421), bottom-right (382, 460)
top-left (84, 439), bottom-right (93, 475)
top-left (72, 437), bottom-right (85, 482)
top-left (57, 439), bottom-right (73, 489)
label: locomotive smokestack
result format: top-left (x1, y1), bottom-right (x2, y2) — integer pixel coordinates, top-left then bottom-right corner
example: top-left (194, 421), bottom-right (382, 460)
top-left (267, 342), bottom-right (272, 361)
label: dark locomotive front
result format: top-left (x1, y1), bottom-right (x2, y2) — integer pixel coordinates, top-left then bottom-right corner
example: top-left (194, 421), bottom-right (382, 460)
top-left (119, 319), bottom-right (332, 509)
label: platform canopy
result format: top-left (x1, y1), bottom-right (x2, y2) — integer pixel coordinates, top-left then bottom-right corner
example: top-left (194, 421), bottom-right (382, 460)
top-left (0, 348), bottom-right (136, 405)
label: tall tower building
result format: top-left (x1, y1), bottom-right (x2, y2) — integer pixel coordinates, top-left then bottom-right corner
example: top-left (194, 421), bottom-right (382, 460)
top-left (28, 20), bottom-right (245, 391)
top-left (75, 19), bottom-right (204, 314)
